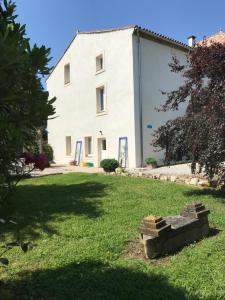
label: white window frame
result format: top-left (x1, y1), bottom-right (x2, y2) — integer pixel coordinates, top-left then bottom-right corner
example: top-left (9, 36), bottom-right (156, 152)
top-left (96, 84), bottom-right (107, 115)
top-left (95, 52), bottom-right (105, 74)
top-left (85, 136), bottom-right (93, 157)
top-left (64, 63), bottom-right (70, 85)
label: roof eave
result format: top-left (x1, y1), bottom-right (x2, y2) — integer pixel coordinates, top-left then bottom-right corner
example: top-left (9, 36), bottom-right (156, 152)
top-left (134, 26), bottom-right (190, 52)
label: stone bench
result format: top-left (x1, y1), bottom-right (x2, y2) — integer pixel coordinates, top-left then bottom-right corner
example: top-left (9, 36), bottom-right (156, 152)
top-left (138, 202), bottom-right (210, 259)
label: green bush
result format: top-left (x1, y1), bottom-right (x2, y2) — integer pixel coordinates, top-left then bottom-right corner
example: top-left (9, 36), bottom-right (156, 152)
top-left (145, 157), bottom-right (157, 166)
top-left (43, 144), bottom-right (54, 163)
top-left (100, 159), bottom-right (119, 172)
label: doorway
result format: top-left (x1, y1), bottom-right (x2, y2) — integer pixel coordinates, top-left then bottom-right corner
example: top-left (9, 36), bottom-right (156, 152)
top-left (98, 138), bottom-right (107, 165)
top-left (74, 140), bottom-right (82, 166)
top-left (118, 137), bottom-right (128, 168)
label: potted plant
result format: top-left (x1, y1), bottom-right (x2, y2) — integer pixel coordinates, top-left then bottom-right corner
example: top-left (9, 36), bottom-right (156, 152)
top-left (145, 157), bottom-right (157, 169)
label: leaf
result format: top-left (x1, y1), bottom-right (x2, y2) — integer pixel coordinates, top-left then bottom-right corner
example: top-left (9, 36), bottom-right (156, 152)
top-left (8, 220), bottom-right (17, 225)
top-left (0, 258), bottom-right (9, 266)
top-left (0, 219), bottom-right (6, 224)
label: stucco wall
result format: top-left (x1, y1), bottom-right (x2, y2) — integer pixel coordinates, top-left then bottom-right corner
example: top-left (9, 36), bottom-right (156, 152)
top-left (47, 28), bottom-right (136, 167)
top-left (132, 35), bottom-right (187, 167)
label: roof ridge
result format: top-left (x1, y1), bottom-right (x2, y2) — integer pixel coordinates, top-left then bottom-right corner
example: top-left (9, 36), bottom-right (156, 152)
top-left (77, 25), bottom-right (189, 50)
top-left (78, 25), bottom-right (136, 34)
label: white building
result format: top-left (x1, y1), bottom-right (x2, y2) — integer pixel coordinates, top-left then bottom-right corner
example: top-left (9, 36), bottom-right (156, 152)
top-left (47, 25), bottom-right (190, 168)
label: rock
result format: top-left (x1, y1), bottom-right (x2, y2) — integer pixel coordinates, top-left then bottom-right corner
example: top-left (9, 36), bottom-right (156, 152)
top-left (189, 178), bottom-right (199, 185)
top-left (160, 175), bottom-right (168, 181)
top-left (110, 172), bottom-right (115, 175)
top-left (138, 172), bottom-right (143, 177)
top-left (184, 179), bottom-right (191, 184)
top-left (175, 178), bottom-right (184, 184)
top-left (115, 168), bottom-right (122, 174)
top-left (146, 174), bottom-right (153, 179)
top-left (170, 175), bottom-right (177, 182)
top-left (153, 174), bottom-right (161, 179)
top-left (198, 180), bottom-right (210, 187)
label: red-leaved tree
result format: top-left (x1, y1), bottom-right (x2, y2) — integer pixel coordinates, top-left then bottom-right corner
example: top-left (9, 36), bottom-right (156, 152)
top-left (153, 41), bottom-right (225, 185)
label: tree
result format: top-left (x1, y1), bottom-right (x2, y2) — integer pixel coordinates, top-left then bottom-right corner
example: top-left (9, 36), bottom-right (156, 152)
top-left (152, 41), bottom-right (225, 185)
top-left (0, 0), bottom-right (56, 203)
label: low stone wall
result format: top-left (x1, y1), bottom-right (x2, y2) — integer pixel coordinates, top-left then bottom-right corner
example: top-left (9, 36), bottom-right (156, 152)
top-left (138, 202), bottom-right (210, 259)
top-left (114, 168), bottom-right (210, 187)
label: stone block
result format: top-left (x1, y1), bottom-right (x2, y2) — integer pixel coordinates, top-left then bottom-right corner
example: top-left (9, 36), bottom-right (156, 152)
top-left (189, 178), bottom-right (199, 185)
top-left (160, 175), bottom-right (168, 181)
top-left (138, 202), bottom-right (210, 259)
top-left (185, 178), bottom-right (191, 184)
top-left (170, 176), bottom-right (177, 182)
top-left (198, 180), bottom-right (210, 187)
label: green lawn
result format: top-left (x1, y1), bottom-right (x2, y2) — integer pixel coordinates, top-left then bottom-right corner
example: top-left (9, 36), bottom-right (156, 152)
top-left (0, 173), bottom-right (225, 300)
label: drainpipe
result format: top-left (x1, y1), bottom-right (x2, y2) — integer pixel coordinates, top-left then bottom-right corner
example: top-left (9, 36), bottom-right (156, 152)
top-left (137, 28), bottom-right (144, 167)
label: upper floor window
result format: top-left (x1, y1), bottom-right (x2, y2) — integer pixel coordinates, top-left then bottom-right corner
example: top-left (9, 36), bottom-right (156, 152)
top-left (96, 86), bottom-right (106, 113)
top-left (96, 54), bottom-right (104, 72)
top-left (64, 63), bottom-right (70, 84)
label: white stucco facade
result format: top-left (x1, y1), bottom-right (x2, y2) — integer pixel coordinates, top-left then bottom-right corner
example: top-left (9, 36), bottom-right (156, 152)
top-left (47, 26), bottom-right (189, 168)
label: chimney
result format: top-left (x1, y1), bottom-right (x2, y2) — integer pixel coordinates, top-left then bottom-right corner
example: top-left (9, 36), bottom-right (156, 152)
top-left (187, 35), bottom-right (196, 47)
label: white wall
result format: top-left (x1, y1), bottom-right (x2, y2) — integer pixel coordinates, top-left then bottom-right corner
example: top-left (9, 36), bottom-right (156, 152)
top-left (132, 35), bottom-right (187, 167)
top-left (47, 28), bottom-right (137, 167)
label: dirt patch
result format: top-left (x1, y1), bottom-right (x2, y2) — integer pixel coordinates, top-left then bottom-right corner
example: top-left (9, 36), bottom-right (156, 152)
top-left (122, 238), bottom-right (171, 265)
top-left (122, 228), bottom-right (220, 264)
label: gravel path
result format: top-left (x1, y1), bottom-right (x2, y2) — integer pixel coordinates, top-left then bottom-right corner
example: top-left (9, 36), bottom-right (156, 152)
top-left (31, 165), bottom-right (103, 177)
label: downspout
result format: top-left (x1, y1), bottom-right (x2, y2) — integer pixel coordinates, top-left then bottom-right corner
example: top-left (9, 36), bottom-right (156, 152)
top-left (137, 28), bottom-right (144, 167)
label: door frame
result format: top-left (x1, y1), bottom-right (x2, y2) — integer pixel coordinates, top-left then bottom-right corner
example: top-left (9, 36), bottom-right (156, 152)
top-left (118, 137), bottom-right (128, 168)
top-left (74, 140), bottom-right (82, 166)
top-left (97, 137), bottom-right (107, 166)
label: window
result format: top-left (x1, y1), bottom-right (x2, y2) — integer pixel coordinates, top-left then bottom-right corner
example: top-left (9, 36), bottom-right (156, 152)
top-left (66, 136), bottom-right (71, 156)
top-left (85, 137), bottom-right (92, 156)
top-left (96, 86), bottom-right (106, 113)
top-left (64, 63), bottom-right (70, 84)
top-left (102, 139), bottom-right (106, 151)
top-left (96, 54), bottom-right (104, 72)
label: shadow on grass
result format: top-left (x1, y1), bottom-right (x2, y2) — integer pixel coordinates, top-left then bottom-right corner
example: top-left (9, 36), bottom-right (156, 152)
top-left (183, 188), bottom-right (225, 202)
top-left (0, 181), bottom-right (108, 241)
top-left (0, 260), bottom-right (199, 300)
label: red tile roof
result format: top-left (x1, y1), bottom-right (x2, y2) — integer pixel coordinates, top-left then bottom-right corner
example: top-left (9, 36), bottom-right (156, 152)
top-left (198, 31), bottom-right (225, 46)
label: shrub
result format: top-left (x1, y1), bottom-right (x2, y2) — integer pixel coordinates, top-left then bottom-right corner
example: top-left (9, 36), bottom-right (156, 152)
top-left (100, 159), bottom-right (119, 172)
top-left (43, 144), bottom-right (54, 162)
top-left (0, 1), bottom-right (55, 204)
top-left (145, 157), bottom-right (157, 166)
top-left (34, 153), bottom-right (49, 170)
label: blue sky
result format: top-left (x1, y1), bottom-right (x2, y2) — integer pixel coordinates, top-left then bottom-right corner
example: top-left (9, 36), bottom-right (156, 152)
top-left (16, 0), bottom-right (225, 69)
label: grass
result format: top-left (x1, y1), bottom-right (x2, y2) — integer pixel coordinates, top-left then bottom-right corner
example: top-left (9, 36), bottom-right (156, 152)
top-left (0, 173), bottom-right (225, 299)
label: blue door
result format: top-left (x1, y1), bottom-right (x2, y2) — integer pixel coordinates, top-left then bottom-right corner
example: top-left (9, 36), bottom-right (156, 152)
top-left (75, 141), bottom-right (82, 166)
top-left (118, 137), bottom-right (128, 168)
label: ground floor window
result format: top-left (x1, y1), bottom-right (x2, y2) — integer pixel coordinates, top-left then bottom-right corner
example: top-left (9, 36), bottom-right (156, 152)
top-left (65, 136), bottom-right (72, 156)
top-left (85, 136), bottom-right (92, 157)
